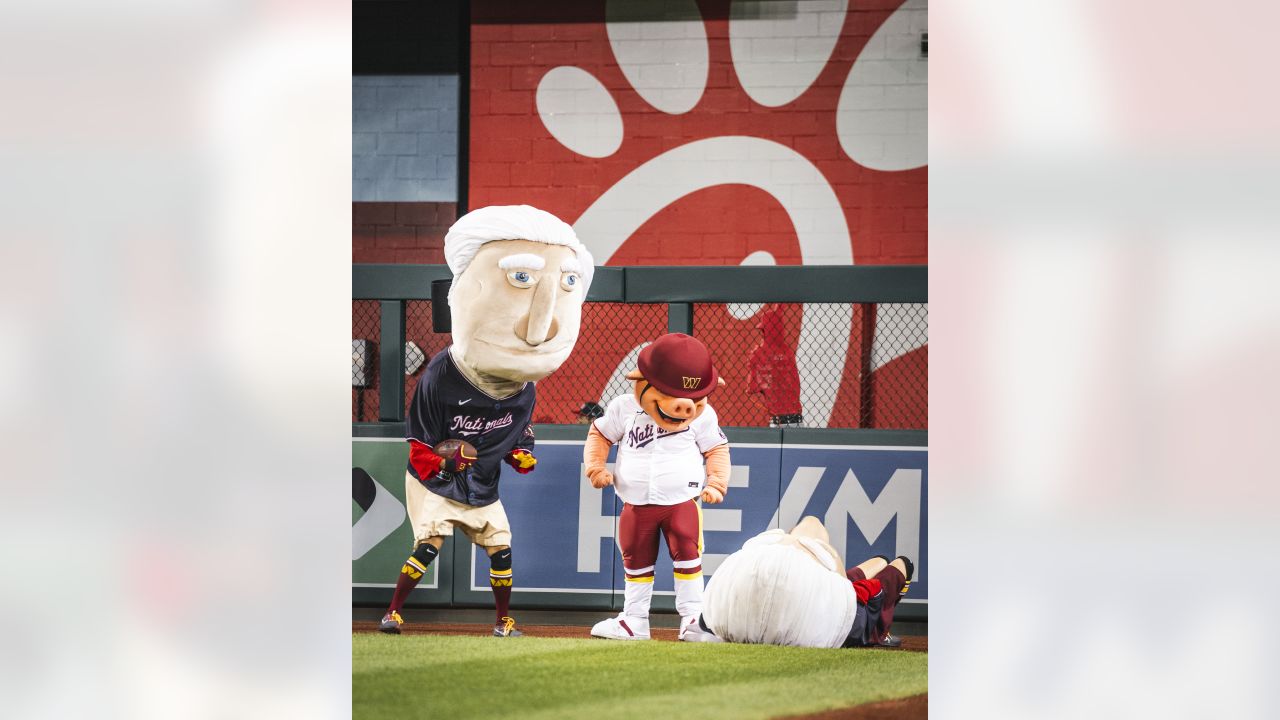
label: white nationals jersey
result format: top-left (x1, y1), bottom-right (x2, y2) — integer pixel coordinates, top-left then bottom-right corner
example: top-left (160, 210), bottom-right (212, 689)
top-left (703, 529), bottom-right (856, 649)
top-left (593, 394), bottom-right (728, 506)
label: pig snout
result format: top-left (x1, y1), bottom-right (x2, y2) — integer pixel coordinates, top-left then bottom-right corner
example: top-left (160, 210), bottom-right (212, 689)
top-left (667, 397), bottom-right (696, 418)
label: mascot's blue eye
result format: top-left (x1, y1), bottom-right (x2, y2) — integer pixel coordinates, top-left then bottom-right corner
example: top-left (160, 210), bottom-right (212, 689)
top-left (561, 272), bottom-right (580, 291)
top-left (506, 269), bottom-right (536, 288)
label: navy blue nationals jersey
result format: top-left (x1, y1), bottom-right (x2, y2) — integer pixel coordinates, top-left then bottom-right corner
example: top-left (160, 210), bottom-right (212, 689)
top-left (405, 348), bottom-right (536, 507)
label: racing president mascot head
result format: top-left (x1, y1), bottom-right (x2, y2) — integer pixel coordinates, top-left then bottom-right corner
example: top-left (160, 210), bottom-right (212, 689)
top-left (444, 205), bottom-right (594, 393)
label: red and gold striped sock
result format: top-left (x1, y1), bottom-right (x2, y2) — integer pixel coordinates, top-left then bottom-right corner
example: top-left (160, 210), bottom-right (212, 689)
top-left (489, 548), bottom-right (514, 623)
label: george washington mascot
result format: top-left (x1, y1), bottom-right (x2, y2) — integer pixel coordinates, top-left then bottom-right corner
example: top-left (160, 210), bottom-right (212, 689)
top-left (379, 205), bottom-right (593, 637)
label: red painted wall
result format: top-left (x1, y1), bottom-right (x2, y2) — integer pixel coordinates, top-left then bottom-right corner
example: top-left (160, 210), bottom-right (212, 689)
top-left (352, 1), bottom-right (927, 428)
top-left (468, 1), bottom-right (925, 264)
top-left (353, 202), bottom-right (456, 265)
top-left (463, 0), bottom-right (926, 428)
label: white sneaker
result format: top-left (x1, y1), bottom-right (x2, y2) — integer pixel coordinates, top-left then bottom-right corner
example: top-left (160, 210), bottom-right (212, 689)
top-left (678, 615), bottom-right (723, 643)
top-left (590, 613), bottom-right (650, 640)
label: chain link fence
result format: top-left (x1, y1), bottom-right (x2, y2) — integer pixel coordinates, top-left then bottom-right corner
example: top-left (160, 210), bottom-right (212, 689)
top-left (352, 300), bottom-right (381, 422)
top-left (353, 294), bottom-right (926, 429)
top-left (534, 302), bottom-right (668, 424)
top-left (864, 303), bottom-right (928, 429)
top-left (695, 302), bottom-right (927, 429)
top-left (404, 300), bottom-right (453, 417)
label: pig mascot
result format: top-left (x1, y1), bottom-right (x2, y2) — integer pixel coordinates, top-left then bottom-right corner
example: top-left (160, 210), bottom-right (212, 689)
top-left (584, 333), bottom-right (730, 641)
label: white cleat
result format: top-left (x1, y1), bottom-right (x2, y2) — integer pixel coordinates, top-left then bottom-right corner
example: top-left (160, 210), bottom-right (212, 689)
top-left (678, 615), bottom-right (723, 643)
top-left (590, 613), bottom-right (650, 640)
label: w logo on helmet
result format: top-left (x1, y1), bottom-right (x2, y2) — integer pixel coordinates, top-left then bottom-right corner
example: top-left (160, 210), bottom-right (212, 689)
top-left (682, 376), bottom-right (702, 389)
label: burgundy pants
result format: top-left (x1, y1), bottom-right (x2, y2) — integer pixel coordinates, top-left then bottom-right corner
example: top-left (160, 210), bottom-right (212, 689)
top-left (847, 564), bottom-right (908, 645)
top-left (617, 499), bottom-right (701, 579)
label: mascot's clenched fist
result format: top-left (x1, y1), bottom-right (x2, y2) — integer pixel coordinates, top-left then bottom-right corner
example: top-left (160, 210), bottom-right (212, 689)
top-left (584, 333), bottom-right (731, 642)
top-left (379, 205), bottom-right (592, 638)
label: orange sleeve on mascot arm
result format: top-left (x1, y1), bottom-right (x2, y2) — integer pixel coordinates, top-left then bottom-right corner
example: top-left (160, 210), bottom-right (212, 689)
top-left (702, 444), bottom-right (730, 495)
top-left (583, 424), bottom-right (613, 483)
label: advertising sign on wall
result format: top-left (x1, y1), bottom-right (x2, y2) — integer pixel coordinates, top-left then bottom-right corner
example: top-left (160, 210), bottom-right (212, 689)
top-left (354, 435), bottom-right (927, 605)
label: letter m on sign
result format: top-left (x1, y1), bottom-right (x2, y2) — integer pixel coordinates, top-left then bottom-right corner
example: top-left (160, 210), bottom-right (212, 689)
top-left (825, 469), bottom-right (922, 578)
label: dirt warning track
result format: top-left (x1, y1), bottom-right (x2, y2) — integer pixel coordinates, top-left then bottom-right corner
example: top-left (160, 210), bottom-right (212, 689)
top-left (351, 621), bottom-right (927, 651)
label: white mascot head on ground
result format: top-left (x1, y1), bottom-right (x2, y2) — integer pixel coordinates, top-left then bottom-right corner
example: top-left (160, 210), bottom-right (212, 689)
top-left (444, 205), bottom-right (594, 386)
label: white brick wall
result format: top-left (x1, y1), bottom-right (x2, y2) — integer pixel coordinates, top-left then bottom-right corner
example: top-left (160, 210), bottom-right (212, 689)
top-left (352, 75), bottom-right (459, 201)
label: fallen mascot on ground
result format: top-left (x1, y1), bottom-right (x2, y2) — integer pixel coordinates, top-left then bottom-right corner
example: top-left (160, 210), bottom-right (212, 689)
top-left (691, 516), bottom-right (915, 649)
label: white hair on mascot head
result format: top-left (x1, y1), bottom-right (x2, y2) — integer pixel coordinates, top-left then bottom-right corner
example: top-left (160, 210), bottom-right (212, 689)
top-left (444, 205), bottom-right (595, 294)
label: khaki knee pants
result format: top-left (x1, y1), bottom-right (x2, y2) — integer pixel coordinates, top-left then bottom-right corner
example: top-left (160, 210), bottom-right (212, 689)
top-left (405, 472), bottom-right (512, 547)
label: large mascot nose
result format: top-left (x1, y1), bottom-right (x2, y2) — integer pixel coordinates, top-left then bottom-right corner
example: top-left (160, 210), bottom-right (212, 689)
top-left (667, 397), bottom-right (696, 418)
top-left (518, 278), bottom-right (559, 345)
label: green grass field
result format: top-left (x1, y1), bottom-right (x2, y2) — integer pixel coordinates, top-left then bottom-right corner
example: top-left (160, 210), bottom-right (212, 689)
top-left (353, 634), bottom-right (927, 720)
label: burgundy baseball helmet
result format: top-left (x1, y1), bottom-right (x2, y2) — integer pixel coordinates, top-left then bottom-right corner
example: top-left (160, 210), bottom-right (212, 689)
top-left (637, 333), bottom-right (720, 400)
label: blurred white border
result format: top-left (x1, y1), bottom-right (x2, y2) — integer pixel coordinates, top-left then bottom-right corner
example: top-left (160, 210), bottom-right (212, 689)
top-left (932, 1), bottom-right (1280, 717)
top-left (0, 2), bottom-right (352, 717)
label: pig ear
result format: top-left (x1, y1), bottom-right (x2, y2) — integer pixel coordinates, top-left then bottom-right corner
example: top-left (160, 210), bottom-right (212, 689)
top-left (625, 369), bottom-right (644, 381)
top-left (717, 377), bottom-right (727, 388)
